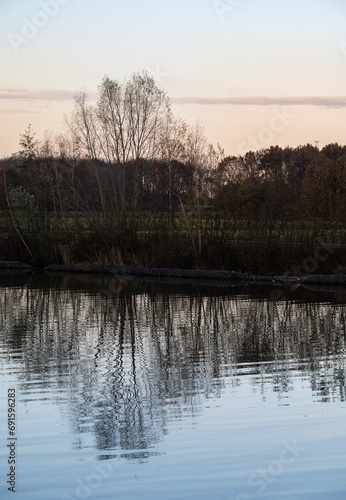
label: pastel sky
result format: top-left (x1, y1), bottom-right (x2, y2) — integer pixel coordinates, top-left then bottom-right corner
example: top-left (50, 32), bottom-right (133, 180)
top-left (1, 0), bottom-right (346, 157)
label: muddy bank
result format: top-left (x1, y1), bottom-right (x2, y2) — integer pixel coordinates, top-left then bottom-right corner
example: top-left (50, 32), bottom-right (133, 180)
top-left (43, 263), bottom-right (346, 288)
top-left (0, 261), bottom-right (35, 271)
top-left (300, 275), bottom-right (346, 286)
top-left (44, 263), bottom-right (295, 284)
top-left (2, 261), bottom-right (346, 288)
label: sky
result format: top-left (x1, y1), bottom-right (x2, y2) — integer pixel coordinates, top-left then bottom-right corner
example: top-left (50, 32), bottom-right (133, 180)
top-left (1, 0), bottom-right (346, 157)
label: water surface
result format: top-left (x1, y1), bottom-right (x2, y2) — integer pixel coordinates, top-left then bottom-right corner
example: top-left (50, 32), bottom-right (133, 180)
top-left (0, 272), bottom-right (345, 499)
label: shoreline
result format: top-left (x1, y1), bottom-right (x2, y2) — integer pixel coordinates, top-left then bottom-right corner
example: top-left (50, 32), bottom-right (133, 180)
top-left (2, 261), bottom-right (346, 288)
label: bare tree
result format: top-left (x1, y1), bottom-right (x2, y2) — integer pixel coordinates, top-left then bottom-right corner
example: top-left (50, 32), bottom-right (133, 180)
top-left (66, 72), bottom-right (170, 213)
top-left (66, 91), bottom-right (107, 213)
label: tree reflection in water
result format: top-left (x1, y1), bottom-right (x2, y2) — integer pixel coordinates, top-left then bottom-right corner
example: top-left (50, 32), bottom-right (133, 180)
top-left (0, 273), bottom-right (345, 454)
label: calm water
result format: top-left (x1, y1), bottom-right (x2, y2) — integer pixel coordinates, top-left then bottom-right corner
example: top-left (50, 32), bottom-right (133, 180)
top-left (0, 272), bottom-right (345, 500)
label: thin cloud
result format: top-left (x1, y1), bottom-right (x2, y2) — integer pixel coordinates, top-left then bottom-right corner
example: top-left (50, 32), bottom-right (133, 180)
top-left (0, 89), bottom-right (76, 101)
top-left (171, 96), bottom-right (346, 108)
top-left (1, 89), bottom-right (346, 109)
top-left (0, 88), bottom-right (97, 102)
top-left (0, 109), bottom-right (38, 114)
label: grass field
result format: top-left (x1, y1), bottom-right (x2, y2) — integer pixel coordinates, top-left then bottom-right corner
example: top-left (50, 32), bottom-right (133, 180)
top-left (1, 211), bottom-right (345, 274)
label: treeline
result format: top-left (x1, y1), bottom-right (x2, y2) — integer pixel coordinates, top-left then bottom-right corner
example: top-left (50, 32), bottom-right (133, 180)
top-left (2, 138), bottom-right (346, 220)
top-left (0, 71), bottom-right (346, 272)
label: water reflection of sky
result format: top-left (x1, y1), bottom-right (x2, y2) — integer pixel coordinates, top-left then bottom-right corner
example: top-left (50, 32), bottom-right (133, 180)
top-left (0, 273), bottom-right (345, 499)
